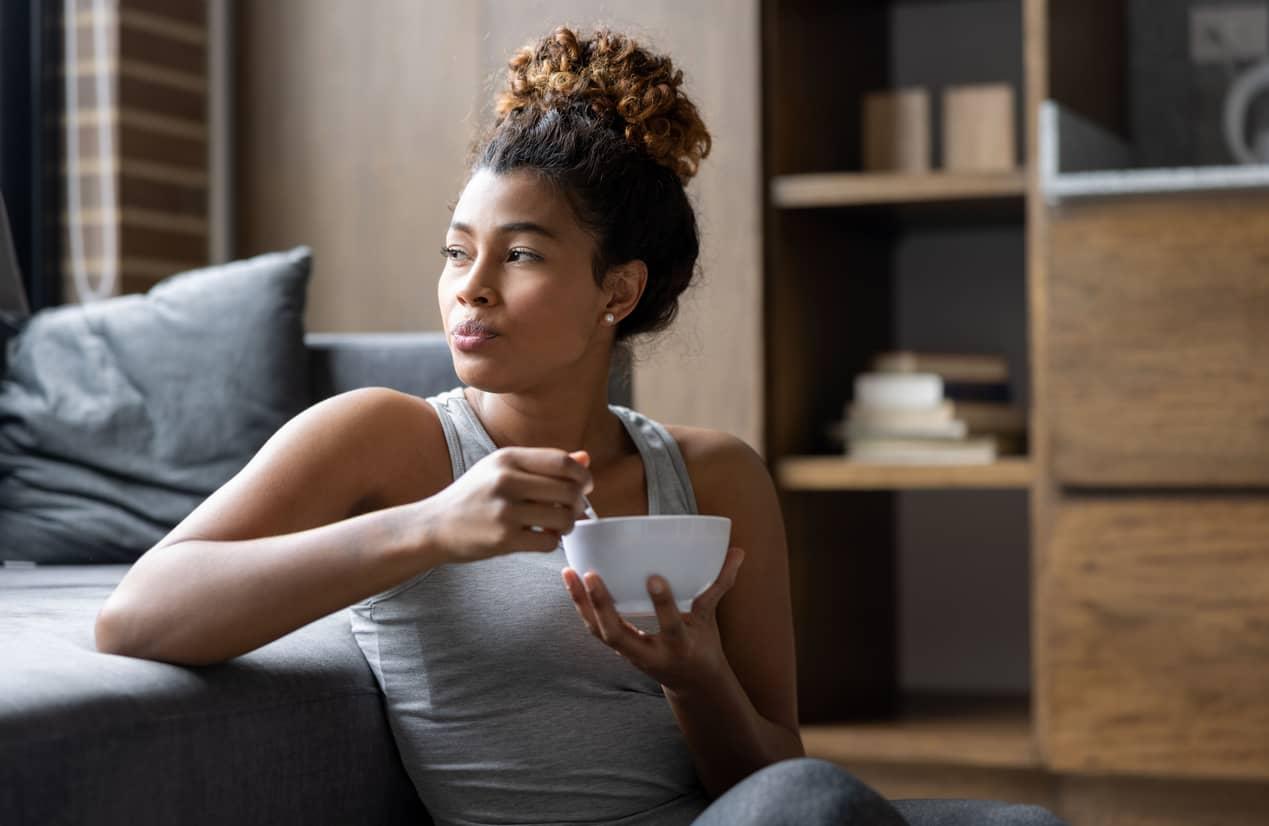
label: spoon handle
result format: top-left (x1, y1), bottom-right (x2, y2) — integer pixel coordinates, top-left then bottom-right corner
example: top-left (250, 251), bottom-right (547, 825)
top-left (581, 495), bottom-right (600, 521)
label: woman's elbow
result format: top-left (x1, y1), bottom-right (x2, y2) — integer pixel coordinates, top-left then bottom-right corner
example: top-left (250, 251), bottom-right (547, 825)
top-left (94, 598), bottom-right (166, 661)
top-left (94, 600), bottom-right (236, 666)
top-left (94, 606), bottom-right (130, 656)
top-left (93, 594), bottom-right (145, 657)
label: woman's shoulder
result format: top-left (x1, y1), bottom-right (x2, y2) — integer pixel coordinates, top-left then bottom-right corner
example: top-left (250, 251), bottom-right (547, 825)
top-left (661, 423), bottom-right (757, 462)
top-left (305, 386), bottom-right (454, 511)
top-left (661, 423), bottom-right (772, 512)
top-left (312, 385), bottom-right (442, 438)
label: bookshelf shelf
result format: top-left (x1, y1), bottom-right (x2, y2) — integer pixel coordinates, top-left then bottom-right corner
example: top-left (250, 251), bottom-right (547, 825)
top-left (800, 694), bottom-right (1039, 770)
top-left (776, 456), bottom-right (1034, 491)
top-left (770, 170), bottom-right (1027, 209)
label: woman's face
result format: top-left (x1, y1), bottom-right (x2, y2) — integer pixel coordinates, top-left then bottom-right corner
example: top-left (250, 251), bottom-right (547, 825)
top-left (438, 168), bottom-right (612, 392)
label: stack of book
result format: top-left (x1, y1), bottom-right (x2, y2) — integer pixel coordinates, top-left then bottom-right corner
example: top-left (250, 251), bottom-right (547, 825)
top-left (831, 351), bottom-right (1025, 465)
top-left (875, 350), bottom-right (1027, 455)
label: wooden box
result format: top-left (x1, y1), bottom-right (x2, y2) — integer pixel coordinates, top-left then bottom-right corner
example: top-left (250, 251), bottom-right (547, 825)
top-left (862, 88), bottom-right (931, 172)
top-left (942, 83), bottom-right (1016, 171)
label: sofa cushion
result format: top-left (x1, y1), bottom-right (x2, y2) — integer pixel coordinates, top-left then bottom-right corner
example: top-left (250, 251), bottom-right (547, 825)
top-left (0, 248), bottom-right (313, 564)
top-left (0, 563), bottom-right (430, 826)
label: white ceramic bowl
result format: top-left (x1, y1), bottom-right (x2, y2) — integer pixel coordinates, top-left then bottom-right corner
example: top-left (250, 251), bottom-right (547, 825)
top-left (561, 514), bottom-right (732, 617)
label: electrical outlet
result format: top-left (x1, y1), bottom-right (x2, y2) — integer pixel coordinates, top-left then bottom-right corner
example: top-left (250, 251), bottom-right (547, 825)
top-left (1190, 3), bottom-right (1269, 64)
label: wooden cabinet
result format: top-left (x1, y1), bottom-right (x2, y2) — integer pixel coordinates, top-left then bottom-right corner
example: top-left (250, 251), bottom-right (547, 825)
top-left (1035, 0), bottom-right (1269, 802)
top-left (1041, 498), bottom-right (1269, 779)
top-left (1048, 195), bottom-right (1269, 486)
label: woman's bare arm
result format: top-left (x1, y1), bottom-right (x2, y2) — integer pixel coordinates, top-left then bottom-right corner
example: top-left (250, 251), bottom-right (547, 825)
top-left (662, 426), bottom-right (804, 796)
top-left (94, 388), bottom-right (452, 666)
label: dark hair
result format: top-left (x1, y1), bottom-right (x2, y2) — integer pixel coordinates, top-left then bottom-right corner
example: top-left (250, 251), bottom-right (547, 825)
top-left (466, 25), bottom-right (712, 343)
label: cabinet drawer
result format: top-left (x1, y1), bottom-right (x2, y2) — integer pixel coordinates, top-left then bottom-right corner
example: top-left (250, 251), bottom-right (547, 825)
top-left (1039, 498), bottom-right (1269, 779)
top-left (1048, 195), bottom-right (1269, 485)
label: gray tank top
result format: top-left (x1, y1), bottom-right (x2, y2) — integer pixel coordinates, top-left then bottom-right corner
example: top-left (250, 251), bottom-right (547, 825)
top-left (349, 387), bottom-right (710, 826)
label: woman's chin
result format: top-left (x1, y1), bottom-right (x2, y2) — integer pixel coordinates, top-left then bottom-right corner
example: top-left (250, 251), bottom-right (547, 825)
top-left (452, 362), bottom-right (513, 393)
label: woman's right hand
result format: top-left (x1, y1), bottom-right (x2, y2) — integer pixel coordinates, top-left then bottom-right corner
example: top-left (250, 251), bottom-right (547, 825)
top-left (417, 447), bottom-right (594, 564)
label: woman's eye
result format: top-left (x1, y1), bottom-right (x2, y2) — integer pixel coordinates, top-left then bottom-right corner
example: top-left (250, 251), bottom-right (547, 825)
top-left (439, 246), bottom-right (539, 263)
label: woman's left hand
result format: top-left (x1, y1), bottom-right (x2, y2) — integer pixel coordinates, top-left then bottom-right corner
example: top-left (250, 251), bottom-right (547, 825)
top-left (561, 546), bottom-right (745, 693)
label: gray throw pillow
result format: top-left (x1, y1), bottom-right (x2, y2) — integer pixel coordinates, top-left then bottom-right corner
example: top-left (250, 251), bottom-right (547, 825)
top-left (0, 246), bottom-right (312, 563)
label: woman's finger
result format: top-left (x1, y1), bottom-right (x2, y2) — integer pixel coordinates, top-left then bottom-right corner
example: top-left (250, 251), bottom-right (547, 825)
top-left (561, 568), bottom-right (600, 633)
top-left (498, 469), bottom-right (588, 513)
top-left (508, 501), bottom-right (579, 534)
top-left (501, 447), bottom-right (593, 492)
top-left (692, 546), bottom-right (745, 617)
top-left (648, 575), bottom-right (686, 638)
top-left (583, 572), bottom-right (641, 655)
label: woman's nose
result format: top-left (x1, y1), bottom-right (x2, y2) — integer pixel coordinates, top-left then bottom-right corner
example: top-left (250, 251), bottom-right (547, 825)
top-left (458, 288), bottom-right (492, 306)
top-left (455, 268), bottom-right (497, 306)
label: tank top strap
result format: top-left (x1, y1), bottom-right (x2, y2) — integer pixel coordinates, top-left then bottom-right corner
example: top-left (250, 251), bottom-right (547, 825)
top-left (424, 387), bottom-right (498, 479)
top-left (609, 404), bottom-right (699, 516)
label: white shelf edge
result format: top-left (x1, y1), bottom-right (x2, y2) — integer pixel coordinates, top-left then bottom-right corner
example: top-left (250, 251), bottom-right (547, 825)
top-left (1039, 100), bottom-right (1269, 204)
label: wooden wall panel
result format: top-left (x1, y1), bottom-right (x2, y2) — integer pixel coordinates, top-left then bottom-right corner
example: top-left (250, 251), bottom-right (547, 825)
top-left (235, 0), bottom-right (480, 335)
top-left (587, 2), bottom-right (763, 449)
top-left (1047, 194), bottom-right (1269, 486)
top-left (1040, 497), bottom-right (1269, 780)
top-left (236, 1), bottom-right (761, 448)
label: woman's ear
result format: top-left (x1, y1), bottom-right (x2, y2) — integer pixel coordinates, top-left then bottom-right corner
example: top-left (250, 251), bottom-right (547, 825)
top-left (603, 261), bottom-right (648, 321)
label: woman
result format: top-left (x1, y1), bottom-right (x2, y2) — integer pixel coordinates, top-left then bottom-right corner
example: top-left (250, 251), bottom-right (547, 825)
top-left (97, 25), bottom-right (913, 826)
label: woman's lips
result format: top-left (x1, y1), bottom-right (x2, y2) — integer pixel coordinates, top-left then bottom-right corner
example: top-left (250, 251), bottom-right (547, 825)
top-left (452, 331), bottom-right (498, 353)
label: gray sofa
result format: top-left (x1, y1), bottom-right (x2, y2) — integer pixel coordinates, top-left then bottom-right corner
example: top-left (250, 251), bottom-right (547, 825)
top-left (0, 333), bottom-right (1060, 826)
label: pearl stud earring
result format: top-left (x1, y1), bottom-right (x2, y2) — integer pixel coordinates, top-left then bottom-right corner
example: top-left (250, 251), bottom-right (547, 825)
top-left (603, 312), bottom-right (616, 324)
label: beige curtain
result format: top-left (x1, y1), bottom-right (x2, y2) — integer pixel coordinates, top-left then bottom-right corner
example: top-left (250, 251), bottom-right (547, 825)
top-left (62, 0), bottom-right (209, 302)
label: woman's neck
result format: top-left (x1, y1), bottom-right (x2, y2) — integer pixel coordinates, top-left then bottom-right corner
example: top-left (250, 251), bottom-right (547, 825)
top-left (463, 384), bottom-right (634, 471)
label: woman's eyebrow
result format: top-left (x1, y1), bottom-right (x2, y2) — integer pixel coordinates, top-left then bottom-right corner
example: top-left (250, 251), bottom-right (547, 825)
top-left (448, 220), bottom-right (559, 241)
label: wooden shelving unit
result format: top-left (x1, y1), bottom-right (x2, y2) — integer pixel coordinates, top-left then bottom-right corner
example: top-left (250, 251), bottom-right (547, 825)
top-left (762, 0), bottom-right (1042, 805)
top-left (765, 2), bottom-right (1269, 822)
top-left (777, 456), bottom-right (1034, 491)
top-left (771, 170), bottom-right (1026, 208)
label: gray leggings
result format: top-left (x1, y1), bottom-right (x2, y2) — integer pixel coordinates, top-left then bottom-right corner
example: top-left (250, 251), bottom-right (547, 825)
top-left (691, 758), bottom-right (1067, 826)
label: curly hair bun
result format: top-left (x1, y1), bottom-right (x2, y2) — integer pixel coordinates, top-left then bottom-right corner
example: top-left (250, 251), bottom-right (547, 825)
top-left (495, 25), bottom-right (712, 182)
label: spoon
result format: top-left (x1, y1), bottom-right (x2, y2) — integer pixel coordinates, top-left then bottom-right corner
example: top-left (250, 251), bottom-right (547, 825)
top-left (532, 494), bottom-right (598, 541)
top-left (536, 494), bottom-right (597, 548)
top-left (571, 450), bottom-right (599, 520)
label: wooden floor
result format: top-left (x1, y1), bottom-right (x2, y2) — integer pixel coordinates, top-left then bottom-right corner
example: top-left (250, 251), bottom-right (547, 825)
top-left (800, 694), bottom-right (1038, 769)
top-left (799, 694), bottom-right (1269, 825)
